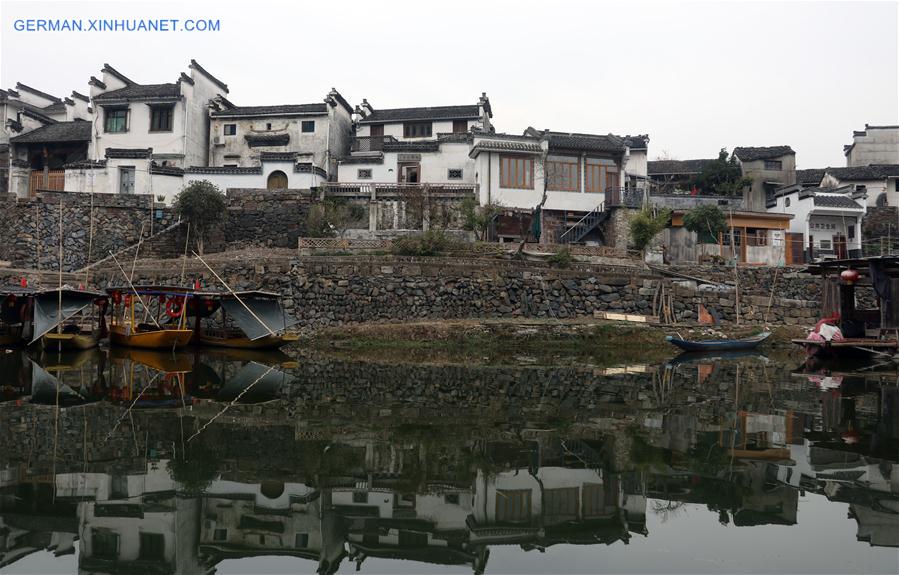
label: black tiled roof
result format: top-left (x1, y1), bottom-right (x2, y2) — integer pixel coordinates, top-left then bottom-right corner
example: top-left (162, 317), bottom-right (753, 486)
top-left (9, 120), bottom-right (90, 144)
top-left (526, 128), bottom-right (625, 154)
top-left (340, 154), bottom-right (384, 165)
top-left (149, 164), bottom-right (184, 176)
top-left (733, 146), bottom-right (794, 161)
top-left (105, 148), bottom-right (152, 159)
top-left (260, 151), bottom-right (299, 161)
top-left (382, 140), bottom-right (439, 153)
top-left (622, 134), bottom-right (649, 150)
top-left (15, 83), bottom-right (60, 103)
top-left (64, 159), bottom-right (107, 169)
top-left (186, 166), bottom-right (262, 175)
top-left (211, 104), bottom-right (327, 118)
top-left (813, 194), bottom-right (864, 209)
top-left (189, 59), bottom-right (228, 92)
top-left (93, 83), bottom-right (181, 102)
top-left (648, 159), bottom-right (716, 175)
top-left (245, 133), bottom-right (290, 147)
top-left (469, 140), bottom-right (543, 157)
top-left (294, 163), bottom-right (328, 178)
top-left (826, 165), bottom-right (899, 181)
top-left (71, 91), bottom-right (90, 103)
top-left (796, 168), bottom-right (826, 185)
top-left (42, 102), bottom-right (66, 115)
top-left (359, 105), bottom-right (480, 124)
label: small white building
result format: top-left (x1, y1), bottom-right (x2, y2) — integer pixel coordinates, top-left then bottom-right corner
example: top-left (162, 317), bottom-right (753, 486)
top-left (184, 152), bottom-right (327, 191)
top-left (207, 88), bottom-right (353, 177)
top-left (768, 183), bottom-right (867, 258)
top-left (821, 165), bottom-right (899, 207)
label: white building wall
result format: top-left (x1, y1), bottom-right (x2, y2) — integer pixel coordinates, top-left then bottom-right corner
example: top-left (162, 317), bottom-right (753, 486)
top-left (209, 114), bottom-right (328, 168)
top-left (846, 126), bottom-right (899, 167)
top-left (356, 120), bottom-right (477, 141)
top-left (90, 101), bottom-right (187, 163)
top-left (337, 144), bottom-right (476, 184)
top-left (184, 161), bottom-right (324, 191)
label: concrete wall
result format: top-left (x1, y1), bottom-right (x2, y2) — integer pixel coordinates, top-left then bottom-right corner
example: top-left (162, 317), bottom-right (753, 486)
top-left (209, 114), bottom-right (330, 168)
top-left (846, 126), bottom-right (899, 167)
top-left (821, 172), bottom-right (897, 207)
top-left (64, 159), bottom-right (186, 204)
top-left (356, 120), bottom-right (478, 141)
top-left (184, 161), bottom-right (325, 192)
top-left (739, 155), bottom-right (796, 211)
top-left (337, 144), bottom-right (476, 184)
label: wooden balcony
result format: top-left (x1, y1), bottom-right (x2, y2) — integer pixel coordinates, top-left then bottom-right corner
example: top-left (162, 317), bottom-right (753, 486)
top-left (351, 135), bottom-right (399, 153)
top-left (604, 187), bottom-right (646, 208)
top-left (29, 169), bottom-right (66, 196)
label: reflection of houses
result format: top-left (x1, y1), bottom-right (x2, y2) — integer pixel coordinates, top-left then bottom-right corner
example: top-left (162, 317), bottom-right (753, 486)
top-left (767, 183), bottom-right (867, 260)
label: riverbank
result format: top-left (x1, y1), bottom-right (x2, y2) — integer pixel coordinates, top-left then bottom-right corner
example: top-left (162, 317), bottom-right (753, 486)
top-left (306, 318), bottom-right (806, 366)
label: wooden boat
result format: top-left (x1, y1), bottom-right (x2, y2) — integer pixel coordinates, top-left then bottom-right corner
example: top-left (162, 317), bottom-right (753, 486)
top-left (665, 331), bottom-right (770, 352)
top-left (32, 288), bottom-right (106, 351)
top-left (196, 291), bottom-right (299, 350)
top-left (106, 286), bottom-right (194, 350)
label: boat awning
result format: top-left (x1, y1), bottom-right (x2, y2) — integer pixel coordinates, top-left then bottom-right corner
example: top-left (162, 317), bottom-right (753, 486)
top-left (31, 289), bottom-right (102, 344)
top-left (221, 295), bottom-right (296, 341)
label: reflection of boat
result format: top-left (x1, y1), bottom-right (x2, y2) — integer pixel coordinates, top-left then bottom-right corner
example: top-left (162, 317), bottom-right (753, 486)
top-left (106, 286), bottom-right (194, 349)
top-left (214, 361), bottom-right (293, 403)
top-left (28, 359), bottom-right (94, 407)
top-left (106, 345), bottom-right (193, 408)
top-left (197, 291), bottom-right (298, 350)
top-left (0, 286), bottom-right (36, 346)
top-left (665, 332), bottom-right (770, 352)
top-left (32, 288), bottom-right (107, 351)
top-left (198, 346), bottom-right (298, 368)
top-left (109, 347), bottom-right (194, 373)
top-left (666, 350), bottom-right (769, 367)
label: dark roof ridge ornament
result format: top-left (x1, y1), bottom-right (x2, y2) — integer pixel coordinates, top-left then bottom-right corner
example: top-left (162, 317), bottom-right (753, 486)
top-left (101, 63), bottom-right (135, 86)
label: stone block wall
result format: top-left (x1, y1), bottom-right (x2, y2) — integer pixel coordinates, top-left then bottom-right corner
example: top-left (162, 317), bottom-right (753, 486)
top-left (223, 188), bottom-right (313, 249)
top-left (84, 255), bottom-right (822, 329)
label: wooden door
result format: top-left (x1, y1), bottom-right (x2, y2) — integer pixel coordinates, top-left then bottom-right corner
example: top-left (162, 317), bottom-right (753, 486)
top-left (785, 232), bottom-right (804, 265)
top-left (369, 124), bottom-right (384, 151)
top-left (119, 168), bottom-right (135, 194)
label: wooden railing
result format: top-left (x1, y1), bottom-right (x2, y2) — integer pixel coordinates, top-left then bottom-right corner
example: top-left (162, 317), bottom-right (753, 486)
top-left (323, 182), bottom-right (478, 198)
top-left (29, 169), bottom-right (66, 195)
top-left (351, 135), bottom-right (399, 152)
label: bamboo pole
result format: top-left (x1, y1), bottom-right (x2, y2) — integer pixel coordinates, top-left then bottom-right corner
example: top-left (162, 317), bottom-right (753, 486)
top-left (84, 193), bottom-right (95, 287)
top-left (191, 251), bottom-right (277, 337)
top-left (108, 251), bottom-right (161, 329)
top-left (57, 201), bottom-right (63, 343)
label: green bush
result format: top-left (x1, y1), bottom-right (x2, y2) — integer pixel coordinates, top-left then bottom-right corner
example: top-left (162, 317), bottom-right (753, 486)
top-left (546, 247), bottom-right (574, 268)
top-left (174, 180), bottom-right (226, 254)
top-left (391, 230), bottom-right (459, 256)
top-left (683, 204), bottom-right (728, 244)
top-left (630, 206), bottom-right (672, 253)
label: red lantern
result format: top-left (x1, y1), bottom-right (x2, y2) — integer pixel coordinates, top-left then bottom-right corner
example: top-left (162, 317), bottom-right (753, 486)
top-left (840, 269), bottom-right (860, 284)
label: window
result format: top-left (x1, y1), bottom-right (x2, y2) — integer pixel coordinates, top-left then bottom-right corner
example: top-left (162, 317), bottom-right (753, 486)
top-left (544, 488), bottom-right (579, 518)
top-left (104, 108), bottom-right (128, 133)
top-left (496, 489), bottom-right (531, 523)
top-left (753, 229), bottom-right (768, 246)
top-left (301, 120), bottom-right (315, 133)
top-left (546, 156), bottom-right (580, 192)
top-left (295, 533), bottom-right (309, 548)
top-left (357, 169), bottom-right (372, 179)
top-left (855, 184), bottom-right (867, 192)
top-left (139, 533), bottom-right (165, 561)
top-left (820, 239), bottom-right (832, 250)
top-left (353, 491), bottom-right (368, 504)
top-left (213, 529), bottom-right (228, 541)
top-left (445, 493), bottom-right (460, 505)
top-left (266, 122), bottom-right (272, 130)
top-left (785, 198), bottom-right (791, 207)
top-left (764, 160), bottom-right (783, 170)
top-left (149, 105), bottom-right (174, 132)
top-left (582, 483), bottom-right (605, 518)
top-left (403, 122), bottom-right (432, 138)
top-left (848, 224), bottom-right (856, 239)
top-left (500, 156), bottom-right (534, 189)
top-left (447, 168), bottom-right (463, 180)
top-left (585, 157), bottom-right (618, 193)
top-left (453, 120), bottom-right (468, 134)
top-left (223, 124), bottom-right (237, 136)
top-left (91, 530), bottom-right (120, 559)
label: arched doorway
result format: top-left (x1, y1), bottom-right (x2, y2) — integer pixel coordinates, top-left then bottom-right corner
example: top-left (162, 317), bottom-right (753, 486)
top-left (267, 170), bottom-right (288, 190)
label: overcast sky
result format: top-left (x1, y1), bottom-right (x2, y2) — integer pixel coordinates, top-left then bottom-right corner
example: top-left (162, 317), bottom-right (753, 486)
top-left (2, 0), bottom-right (897, 168)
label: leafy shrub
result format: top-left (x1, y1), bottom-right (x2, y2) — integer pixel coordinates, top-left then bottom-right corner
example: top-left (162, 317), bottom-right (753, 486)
top-left (630, 206), bottom-right (672, 253)
top-left (391, 230), bottom-right (460, 256)
top-left (546, 247), bottom-right (574, 268)
top-left (174, 180), bottom-right (227, 254)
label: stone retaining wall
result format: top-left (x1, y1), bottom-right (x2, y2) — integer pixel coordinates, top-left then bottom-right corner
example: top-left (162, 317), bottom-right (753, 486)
top-left (81, 255), bottom-right (821, 328)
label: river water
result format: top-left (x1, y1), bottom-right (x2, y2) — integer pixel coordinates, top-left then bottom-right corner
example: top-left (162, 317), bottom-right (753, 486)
top-left (1, 346), bottom-right (897, 574)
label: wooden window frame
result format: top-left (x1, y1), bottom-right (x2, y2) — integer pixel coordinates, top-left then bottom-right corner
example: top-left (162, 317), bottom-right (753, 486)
top-left (546, 157), bottom-right (580, 192)
top-left (585, 158), bottom-right (619, 193)
top-left (452, 120), bottom-right (468, 134)
top-left (223, 124), bottom-right (237, 136)
top-left (403, 121), bottom-right (432, 138)
top-left (148, 105), bottom-right (174, 132)
top-left (764, 160), bottom-right (783, 170)
top-left (447, 168), bottom-right (463, 180)
top-left (500, 155), bottom-right (534, 190)
top-left (104, 108), bottom-right (128, 133)
top-left (301, 120), bottom-right (315, 133)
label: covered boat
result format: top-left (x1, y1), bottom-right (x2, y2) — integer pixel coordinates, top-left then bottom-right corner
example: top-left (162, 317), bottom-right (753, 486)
top-left (106, 286), bottom-right (195, 349)
top-left (665, 331), bottom-right (770, 352)
top-left (792, 257), bottom-right (899, 358)
top-left (197, 291), bottom-right (299, 349)
top-left (32, 287), bottom-right (107, 351)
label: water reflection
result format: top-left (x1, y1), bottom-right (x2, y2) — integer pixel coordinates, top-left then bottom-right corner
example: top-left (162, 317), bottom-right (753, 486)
top-left (0, 349), bottom-right (898, 573)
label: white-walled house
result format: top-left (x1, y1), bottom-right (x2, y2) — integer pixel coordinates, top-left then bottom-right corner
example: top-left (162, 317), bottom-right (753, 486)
top-left (63, 61), bottom-right (228, 204)
top-left (3, 83), bottom-right (92, 197)
top-left (335, 94), bottom-right (492, 186)
top-left (821, 165), bottom-right (899, 207)
top-left (768, 183), bottom-right (867, 259)
top-left (184, 152), bottom-right (327, 191)
top-left (207, 88), bottom-right (353, 177)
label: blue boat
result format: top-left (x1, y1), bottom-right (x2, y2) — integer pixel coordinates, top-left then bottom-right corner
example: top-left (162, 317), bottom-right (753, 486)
top-left (665, 331), bottom-right (771, 352)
